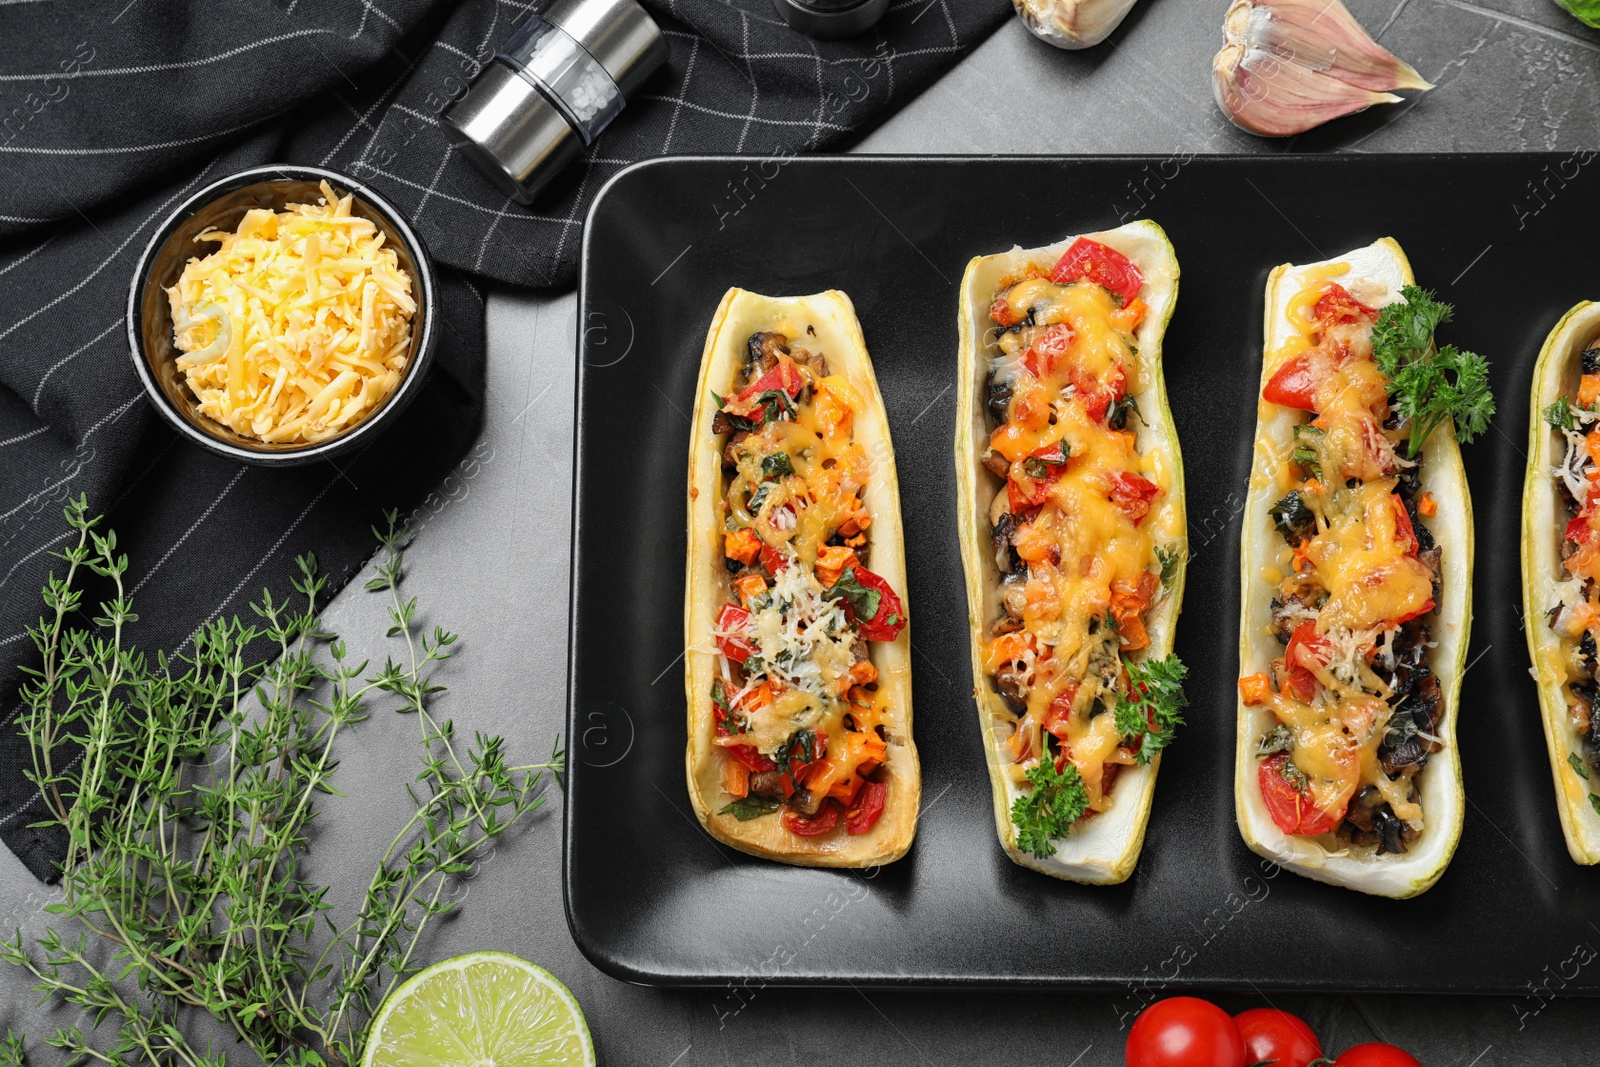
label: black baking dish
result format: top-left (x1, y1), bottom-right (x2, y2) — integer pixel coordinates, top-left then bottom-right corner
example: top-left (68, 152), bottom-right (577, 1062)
top-left (566, 154), bottom-right (1600, 992)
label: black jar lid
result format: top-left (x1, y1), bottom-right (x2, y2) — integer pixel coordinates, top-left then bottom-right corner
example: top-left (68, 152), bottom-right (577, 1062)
top-left (770, 0), bottom-right (890, 40)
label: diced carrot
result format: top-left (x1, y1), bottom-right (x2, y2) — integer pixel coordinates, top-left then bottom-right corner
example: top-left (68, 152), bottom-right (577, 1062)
top-left (1302, 478), bottom-right (1323, 495)
top-left (1238, 672), bottom-right (1272, 706)
top-left (815, 545), bottom-right (860, 588)
top-left (849, 660), bottom-right (878, 686)
top-left (725, 527), bottom-right (761, 565)
top-left (844, 533), bottom-right (867, 548)
top-left (732, 573), bottom-right (767, 606)
top-left (1109, 296), bottom-right (1148, 333)
top-left (1418, 491), bottom-right (1437, 518)
top-left (1582, 374), bottom-right (1600, 408)
top-left (722, 756), bottom-right (750, 799)
top-left (737, 680), bottom-right (775, 712)
top-left (984, 631), bottom-right (1036, 673)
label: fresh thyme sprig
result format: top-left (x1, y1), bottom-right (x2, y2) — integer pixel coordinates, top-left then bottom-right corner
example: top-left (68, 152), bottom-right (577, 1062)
top-left (3, 498), bottom-right (563, 1066)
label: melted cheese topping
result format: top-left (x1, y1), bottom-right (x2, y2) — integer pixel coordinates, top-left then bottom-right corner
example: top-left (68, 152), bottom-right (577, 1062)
top-left (987, 276), bottom-right (1165, 812)
top-left (1259, 274), bottom-right (1436, 835)
top-left (166, 181), bottom-right (415, 444)
top-left (711, 337), bottom-right (893, 812)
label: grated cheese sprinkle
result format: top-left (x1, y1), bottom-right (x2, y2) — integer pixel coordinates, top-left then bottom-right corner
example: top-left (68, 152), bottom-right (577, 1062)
top-left (165, 181), bottom-right (416, 444)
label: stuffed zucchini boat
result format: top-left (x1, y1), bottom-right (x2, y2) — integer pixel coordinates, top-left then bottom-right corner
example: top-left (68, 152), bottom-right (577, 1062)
top-left (1522, 300), bottom-right (1600, 865)
top-left (1236, 237), bottom-right (1490, 898)
top-left (685, 288), bottom-right (919, 867)
top-left (955, 220), bottom-right (1188, 884)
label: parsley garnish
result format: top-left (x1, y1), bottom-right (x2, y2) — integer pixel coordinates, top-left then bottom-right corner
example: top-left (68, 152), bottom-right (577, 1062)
top-left (1257, 723), bottom-right (1293, 757)
top-left (1590, 794), bottom-right (1600, 817)
top-left (822, 567), bottom-right (881, 621)
top-left (720, 796), bottom-right (780, 821)
top-left (1371, 285), bottom-right (1495, 457)
top-left (774, 727), bottom-right (817, 768)
top-left (1011, 756), bottom-right (1090, 859)
top-left (1113, 653), bottom-right (1189, 764)
top-left (1570, 751), bottom-right (1591, 781)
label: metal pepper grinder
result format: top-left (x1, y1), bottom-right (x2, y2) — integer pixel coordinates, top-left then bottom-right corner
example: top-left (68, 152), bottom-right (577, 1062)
top-left (443, 0), bottom-right (667, 205)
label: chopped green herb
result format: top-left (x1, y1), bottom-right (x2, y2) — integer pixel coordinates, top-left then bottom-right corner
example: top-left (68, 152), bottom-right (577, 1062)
top-left (1371, 285), bottom-right (1495, 457)
top-left (1590, 793), bottom-right (1600, 817)
top-left (774, 728), bottom-right (817, 768)
top-left (1546, 396), bottom-right (1578, 432)
top-left (1570, 751), bottom-right (1591, 781)
top-left (1154, 545), bottom-right (1181, 592)
top-left (720, 796), bottom-right (781, 821)
top-left (1113, 653), bottom-right (1188, 764)
top-left (1011, 754), bottom-right (1091, 859)
top-left (1108, 393), bottom-right (1142, 431)
top-left (1257, 724), bottom-right (1293, 757)
top-left (761, 451), bottom-right (794, 480)
top-left (823, 567), bottom-right (882, 621)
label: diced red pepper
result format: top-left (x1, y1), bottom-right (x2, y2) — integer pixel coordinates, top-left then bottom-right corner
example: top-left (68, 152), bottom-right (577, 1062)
top-left (1390, 598), bottom-right (1435, 626)
top-left (1107, 470), bottom-right (1161, 525)
top-left (735, 358), bottom-right (805, 404)
top-left (1569, 514), bottom-right (1593, 546)
top-left (845, 779), bottom-right (888, 835)
top-left (1007, 441), bottom-right (1070, 514)
top-left (759, 543), bottom-right (788, 576)
top-left (1041, 682), bottom-right (1079, 740)
top-left (715, 603), bottom-right (755, 663)
top-left (1050, 237), bottom-right (1143, 307)
top-left (726, 744), bottom-right (776, 773)
top-left (1021, 323), bottom-right (1074, 379)
top-left (1258, 753), bottom-right (1341, 836)
top-left (842, 566), bottom-right (907, 642)
top-left (1391, 494), bottom-right (1420, 558)
top-left (1262, 353), bottom-right (1320, 411)
top-left (782, 800), bottom-right (841, 836)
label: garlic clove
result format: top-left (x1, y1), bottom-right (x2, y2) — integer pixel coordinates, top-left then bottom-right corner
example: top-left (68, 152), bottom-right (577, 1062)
top-left (1224, 0), bottom-right (1432, 92)
top-left (1013, 0), bottom-right (1140, 50)
top-left (1214, 40), bottom-right (1403, 137)
top-left (1213, 0), bottom-right (1429, 137)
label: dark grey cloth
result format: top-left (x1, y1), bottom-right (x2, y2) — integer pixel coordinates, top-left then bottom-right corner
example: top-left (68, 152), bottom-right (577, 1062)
top-left (0, 0), bottom-right (1008, 881)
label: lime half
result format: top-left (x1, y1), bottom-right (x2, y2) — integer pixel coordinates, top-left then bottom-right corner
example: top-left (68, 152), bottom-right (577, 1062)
top-left (363, 951), bottom-right (595, 1067)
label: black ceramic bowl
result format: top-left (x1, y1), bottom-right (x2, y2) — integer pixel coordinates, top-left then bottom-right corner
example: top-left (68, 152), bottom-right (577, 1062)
top-left (127, 164), bottom-right (437, 466)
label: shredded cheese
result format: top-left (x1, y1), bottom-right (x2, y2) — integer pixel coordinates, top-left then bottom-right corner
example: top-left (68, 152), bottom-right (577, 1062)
top-left (165, 181), bottom-right (416, 444)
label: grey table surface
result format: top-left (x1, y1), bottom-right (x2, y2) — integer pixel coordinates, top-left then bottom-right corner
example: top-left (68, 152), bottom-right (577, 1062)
top-left (5, 1), bottom-right (1600, 1064)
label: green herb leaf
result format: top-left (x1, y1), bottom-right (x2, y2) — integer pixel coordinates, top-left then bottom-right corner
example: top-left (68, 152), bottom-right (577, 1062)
top-left (1555, 0), bottom-right (1600, 29)
top-left (1546, 396), bottom-right (1578, 432)
top-left (1371, 285), bottom-right (1495, 457)
top-left (719, 796), bottom-right (781, 821)
top-left (1590, 793), bottom-right (1600, 817)
top-left (1113, 653), bottom-right (1189, 764)
top-left (823, 567), bottom-right (882, 622)
top-left (1154, 545), bottom-right (1181, 592)
top-left (1570, 751), bottom-right (1592, 781)
top-left (1257, 723), bottom-right (1293, 757)
top-left (761, 451), bottom-right (794, 480)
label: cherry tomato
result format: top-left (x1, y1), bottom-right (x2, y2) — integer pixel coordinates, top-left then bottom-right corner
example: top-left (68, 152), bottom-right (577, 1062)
top-left (844, 779), bottom-right (887, 835)
top-left (1258, 754), bottom-right (1342, 836)
top-left (1333, 1043), bottom-right (1422, 1067)
top-left (1284, 620), bottom-right (1330, 703)
top-left (1312, 283), bottom-right (1377, 327)
top-left (1069, 363), bottom-right (1125, 424)
top-left (1233, 1007), bottom-right (1322, 1067)
top-left (715, 603), bottom-right (755, 663)
top-left (1022, 323), bottom-right (1074, 379)
top-left (1050, 237), bottom-right (1143, 307)
top-left (1125, 997), bottom-right (1246, 1067)
top-left (1262, 353), bottom-right (1320, 411)
top-left (782, 800), bottom-right (840, 836)
top-left (1107, 471), bottom-right (1161, 526)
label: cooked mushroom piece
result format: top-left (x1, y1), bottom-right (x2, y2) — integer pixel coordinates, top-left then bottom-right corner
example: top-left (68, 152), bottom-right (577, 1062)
top-left (745, 331), bottom-right (788, 375)
top-left (987, 373), bottom-right (1014, 426)
top-left (995, 662), bottom-right (1029, 710)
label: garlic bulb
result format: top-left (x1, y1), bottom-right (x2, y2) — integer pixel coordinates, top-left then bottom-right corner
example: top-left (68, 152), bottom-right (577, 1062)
top-left (1213, 0), bottom-right (1432, 137)
top-left (1013, 0), bottom-right (1140, 50)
